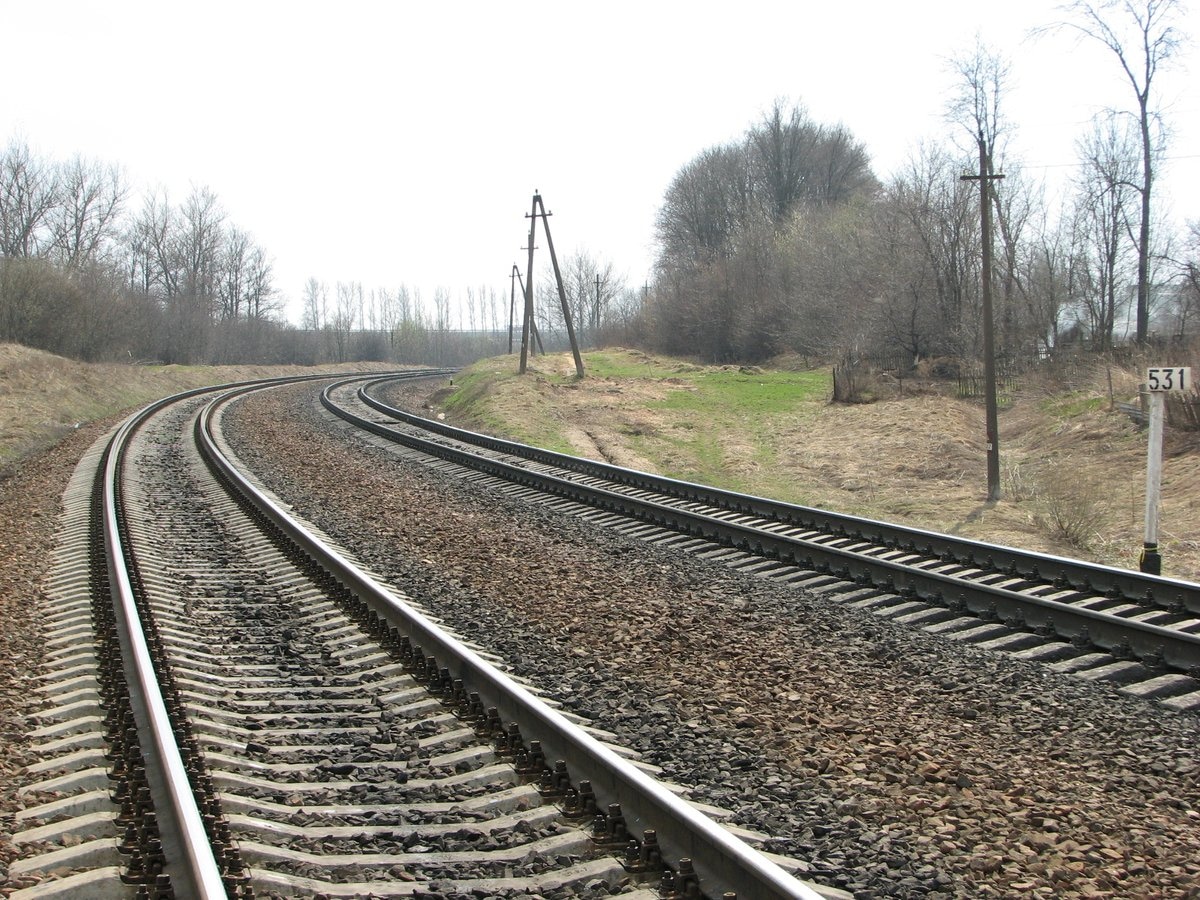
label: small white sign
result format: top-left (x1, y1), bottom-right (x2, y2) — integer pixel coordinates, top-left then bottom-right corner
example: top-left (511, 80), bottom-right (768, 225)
top-left (1146, 366), bottom-right (1192, 392)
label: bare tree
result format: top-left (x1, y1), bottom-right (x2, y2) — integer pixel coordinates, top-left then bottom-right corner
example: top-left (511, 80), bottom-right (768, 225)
top-left (1073, 113), bottom-right (1141, 348)
top-left (1044, 0), bottom-right (1185, 342)
top-left (777, 198), bottom-right (884, 358)
top-left (746, 99), bottom-right (875, 221)
top-left (0, 139), bottom-right (58, 258)
top-left (539, 249), bottom-right (624, 347)
top-left (131, 189), bottom-right (181, 301)
top-left (48, 156), bottom-right (126, 269)
top-left (244, 246), bottom-right (276, 320)
top-left (1163, 219), bottom-right (1200, 337)
top-left (747, 102), bottom-right (823, 222)
top-left (301, 277), bottom-right (326, 331)
top-left (177, 185), bottom-right (225, 309)
top-left (126, 186), bottom-right (224, 362)
top-left (652, 102), bottom-right (878, 363)
top-left (217, 226), bottom-right (252, 320)
top-left (432, 287), bottom-right (451, 332)
top-left (331, 281), bottom-right (357, 361)
top-left (1022, 201), bottom-right (1075, 353)
top-left (655, 144), bottom-right (751, 267)
top-left (887, 144), bottom-right (980, 356)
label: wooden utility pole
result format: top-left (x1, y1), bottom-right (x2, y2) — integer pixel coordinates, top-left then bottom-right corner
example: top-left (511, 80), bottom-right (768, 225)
top-left (534, 194), bottom-right (585, 379)
top-left (514, 267), bottom-right (543, 355)
top-left (508, 265), bottom-right (517, 354)
top-left (516, 191), bottom-right (585, 379)
top-left (962, 140), bottom-right (1005, 502)
top-left (594, 273), bottom-right (604, 332)
top-left (518, 193), bottom-right (538, 374)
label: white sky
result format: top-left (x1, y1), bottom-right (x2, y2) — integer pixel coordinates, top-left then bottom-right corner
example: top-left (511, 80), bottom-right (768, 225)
top-left (4, 0), bottom-right (1199, 325)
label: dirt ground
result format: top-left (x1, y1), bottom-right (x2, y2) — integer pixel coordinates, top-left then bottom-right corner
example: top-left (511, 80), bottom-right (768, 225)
top-left (430, 349), bottom-right (1200, 583)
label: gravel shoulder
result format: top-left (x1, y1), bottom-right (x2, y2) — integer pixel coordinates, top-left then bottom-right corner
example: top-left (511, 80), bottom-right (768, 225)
top-left (0, 417), bottom-right (121, 888)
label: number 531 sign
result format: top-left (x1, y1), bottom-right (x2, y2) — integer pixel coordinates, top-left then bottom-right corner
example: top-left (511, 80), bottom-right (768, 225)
top-left (1146, 366), bottom-right (1192, 392)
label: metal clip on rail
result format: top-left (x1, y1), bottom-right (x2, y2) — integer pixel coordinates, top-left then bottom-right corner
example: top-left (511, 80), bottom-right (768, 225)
top-left (537, 759), bottom-right (573, 798)
top-left (592, 802), bottom-right (631, 848)
top-left (561, 779), bottom-right (599, 820)
top-left (625, 827), bottom-right (664, 874)
top-left (661, 857), bottom-right (704, 899)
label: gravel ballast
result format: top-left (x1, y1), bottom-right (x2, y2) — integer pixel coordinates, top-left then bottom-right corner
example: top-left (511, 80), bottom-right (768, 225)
top-left (1, 381), bottom-right (1198, 899)
top-left (222, 382), bottom-right (1200, 899)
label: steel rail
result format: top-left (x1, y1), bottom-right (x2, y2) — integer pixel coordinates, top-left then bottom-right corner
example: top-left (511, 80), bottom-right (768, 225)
top-left (328, 378), bottom-right (1200, 672)
top-left (97, 369), bottom-right (447, 899)
top-left (204, 385), bottom-right (823, 898)
top-left (102, 395), bottom-right (232, 900)
top-left (357, 376), bottom-right (1200, 617)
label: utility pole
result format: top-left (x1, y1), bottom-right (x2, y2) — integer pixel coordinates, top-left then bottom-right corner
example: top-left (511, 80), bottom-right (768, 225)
top-left (514, 266), bottom-right (543, 355)
top-left (516, 191), bottom-right (586, 379)
top-left (533, 194), bottom-right (585, 379)
top-left (508, 265), bottom-right (517, 354)
top-left (962, 139), bottom-right (1005, 502)
top-left (519, 193), bottom-right (538, 374)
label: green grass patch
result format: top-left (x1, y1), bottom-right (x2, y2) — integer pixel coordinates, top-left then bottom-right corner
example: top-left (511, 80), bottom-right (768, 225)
top-left (441, 369), bottom-right (497, 418)
top-left (439, 350), bottom-right (832, 485)
top-left (630, 365), bottom-right (829, 490)
top-left (1041, 393), bottom-right (1106, 418)
top-left (581, 350), bottom-right (686, 380)
top-left (440, 363), bottom-right (577, 454)
top-left (653, 368), bottom-right (828, 417)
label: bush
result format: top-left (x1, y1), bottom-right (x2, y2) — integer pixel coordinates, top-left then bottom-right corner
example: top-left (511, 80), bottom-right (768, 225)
top-left (1031, 459), bottom-right (1107, 552)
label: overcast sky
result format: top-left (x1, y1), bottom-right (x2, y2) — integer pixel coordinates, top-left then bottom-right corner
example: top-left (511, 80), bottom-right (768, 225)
top-left (4, 0), bottom-right (1198, 324)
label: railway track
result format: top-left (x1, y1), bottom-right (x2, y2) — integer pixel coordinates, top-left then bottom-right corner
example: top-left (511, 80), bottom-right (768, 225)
top-left (9, 374), bottom-right (826, 900)
top-left (321, 374), bottom-right (1200, 711)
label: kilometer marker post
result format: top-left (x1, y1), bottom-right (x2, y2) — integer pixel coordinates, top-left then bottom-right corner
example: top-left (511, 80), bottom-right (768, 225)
top-left (1141, 366), bottom-right (1192, 575)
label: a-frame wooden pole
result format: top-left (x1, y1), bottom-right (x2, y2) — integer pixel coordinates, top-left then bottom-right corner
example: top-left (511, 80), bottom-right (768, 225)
top-left (535, 194), bottom-right (585, 379)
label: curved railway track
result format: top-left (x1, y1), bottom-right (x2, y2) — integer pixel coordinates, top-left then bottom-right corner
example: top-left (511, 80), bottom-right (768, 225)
top-left (322, 375), bottom-right (1200, 710)
top-left (9, 374), bottom-right (825, 900)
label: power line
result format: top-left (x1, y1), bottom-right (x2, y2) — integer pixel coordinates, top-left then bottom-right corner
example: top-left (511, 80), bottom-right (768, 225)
top-left (1009, 153), bottom-right (1200, 172)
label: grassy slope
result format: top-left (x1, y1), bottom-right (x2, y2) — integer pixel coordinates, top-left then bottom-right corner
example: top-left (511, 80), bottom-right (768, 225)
top-left (5, 342), bottom-right (1197, 581)
top-left (0, 343), bottom-right (397, 470)
top-left (434, 348), bottom-right (1200, 583)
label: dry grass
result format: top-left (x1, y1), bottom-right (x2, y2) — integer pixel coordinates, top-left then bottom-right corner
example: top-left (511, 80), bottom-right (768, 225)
top-left (0, 343), bottom-right (398, 471)
top-left (440, 349), bottom-right (1200, 583)
top-left (5, 342), bottom-right (1199, 583)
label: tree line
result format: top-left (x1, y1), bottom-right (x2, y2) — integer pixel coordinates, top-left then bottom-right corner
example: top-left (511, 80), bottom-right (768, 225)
top-left (631, 0), bottom-right (1199, 368)
top-left (0, 140), bottom-right (295, 363)
top-left (0, 139), bottom-right (520, 367)
top-left (0, 135), bottom-right (637, 369)
top-left (5, 1), bottom-right (1196, 376)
